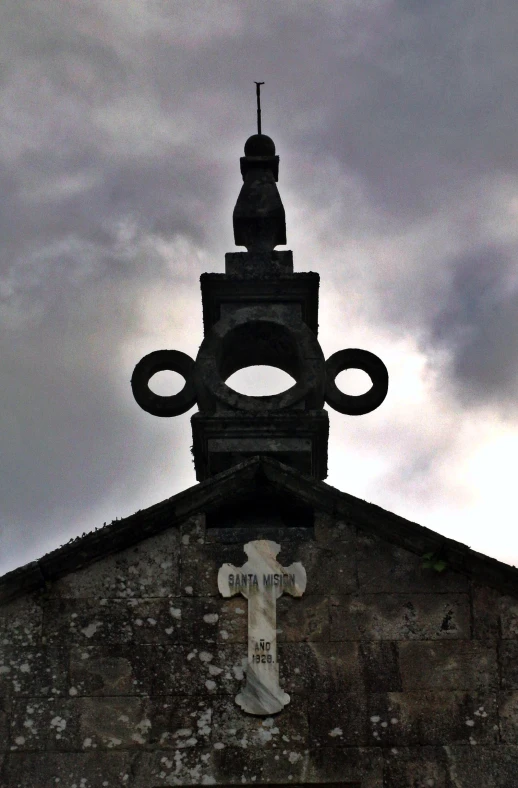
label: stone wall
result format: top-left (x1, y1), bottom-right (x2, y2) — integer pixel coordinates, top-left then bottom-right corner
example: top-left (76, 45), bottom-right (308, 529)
top-left (1, 510), bottom-right (518, 787)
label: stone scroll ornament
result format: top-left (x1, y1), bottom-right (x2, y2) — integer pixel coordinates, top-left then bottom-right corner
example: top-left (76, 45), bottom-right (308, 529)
top-left (218, 540), bottom-right (306, 716)
top-left (131, 343), bottom-right (388, 417)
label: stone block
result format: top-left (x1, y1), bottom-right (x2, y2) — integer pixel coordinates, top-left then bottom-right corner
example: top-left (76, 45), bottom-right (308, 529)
top-left (192, 597), bottom-right (233, 645)
top-left (307, 747), bottom-right (382, 788)
top-left (314, 511), bottom-right (355, 545)
top-left (500, 691), bottom-right (518, 743)
top-left (211, 694), bottom-right (308, 749)
top-left (501, 594), bottom-right (518, 638)
top-left (501, 640), bottom-right (518, 689)
top-left (69, 644), bottom-right (160, 696)
top-left (399, 640), bottom-right (498, 690)
top-left (383, 746), bottom-right (449, 788)
top-left (308, 690), bottom-right (498, 747)
top-left (10, 697), bottom-right (80, 751)
top-left (279, 641), bottom-right (363, 694)
top-left (360, 641), bottom-right (402, 693)
top-left (357, 531), bottom-right (468, 592)
top-left (277, 594), bottom-right (329, 641)
top-left (147, 695), bottom-right (213, 749)
top-left (217, 596), bottom-right (247, 643)
top-left (42, 597), bottom-right (195, 645)
top-left (0, 596), bottom-right (42, 647)
top-left (0, 696), bottom-right (7, 752)
top-left (0, 646), bottom-right (68, 698)
top-left (471, 583), bottom-right (501, 639)
top-left (308, 691), bottom-right (370, 747)
top-left (446, 744), bottom-right (518, 787)
top-left (330, 593), bottom-right (470, 640)
top-left (290, 540), bottom-right (357, 595)
top-left (132, 747), bottom-right (216, 786)
top-left (4, 751), bottom-right (132, 787)
top-left (180, 544), bottom-right (246, 596)
top-left (388, 690), bottom-right (498, 747)
top-left (49, 528), bottom-right (180, 599)
top-left (179, 513), bottom-right (206, 545)
top-left (79, 695), bottom-right (151, 749)
top-left (157, 644), bottom-right (247, 696)
top-left (214, 745), bottom-right (312, 786)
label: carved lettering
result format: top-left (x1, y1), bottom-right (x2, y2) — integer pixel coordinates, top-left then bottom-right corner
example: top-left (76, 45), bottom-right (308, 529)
top-left (218, 540), bottom-right (306, 716)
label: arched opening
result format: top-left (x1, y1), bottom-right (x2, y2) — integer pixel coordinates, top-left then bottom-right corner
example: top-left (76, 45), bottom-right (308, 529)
top-left (148, 370), bottom-right (185, 396)
top-left (335, 368), bottom-right (372, 397)
top-left (226, 365), bottom-right (296, 396)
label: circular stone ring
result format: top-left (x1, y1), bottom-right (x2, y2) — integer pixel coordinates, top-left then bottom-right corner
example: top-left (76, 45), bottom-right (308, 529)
top-left (131, 349), bottom-right (197, 417)
top-left (325, 348), bottom-right (388, 416)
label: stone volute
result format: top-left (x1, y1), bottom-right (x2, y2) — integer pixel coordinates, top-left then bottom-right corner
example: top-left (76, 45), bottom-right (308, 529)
top-left (131, 88), bottom-right (389, 481)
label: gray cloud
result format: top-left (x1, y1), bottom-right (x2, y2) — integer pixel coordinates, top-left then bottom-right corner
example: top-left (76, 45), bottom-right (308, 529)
top-left (429, 245), bottom-right (518, 405)
top-left (1, 0), bottom-right (518, 573)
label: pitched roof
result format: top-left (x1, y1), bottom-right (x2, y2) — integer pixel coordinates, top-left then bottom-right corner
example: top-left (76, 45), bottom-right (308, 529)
top-left (1, 456), bottom-right (517, 604)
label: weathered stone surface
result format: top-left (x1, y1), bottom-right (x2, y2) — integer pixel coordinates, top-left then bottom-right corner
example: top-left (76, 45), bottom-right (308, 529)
top-left (279, 641), bottom-right (363, 693)
top-left (360, 641), bottom-right (402, 693)
top-left (49, 528), bottom-right (181, 599)
top-left (147, 696), bottom-right (213, 749)
top-left (0, 696), bottom-right (8, 752)
top-left (471, 583), bottom-right (501, 639)
top-left (42, 597), bottom-right (195, 645)
top-left (501, 640), bottom-right (518, 689)
top-left (308, 691), bottom-right (498, 747)
top-left (307, 747), bottom-right (381, 787)
top-left (181, 544), bottom-right (245, 596)
top-left (500, 691), bottom-right (518, 743)
top-left (132, 747), bottom-right (216, 786)
top-left (217, 596), bottom-right (247, 643)
top-left (293, 541), bottom-right (357, 594)
top-left (277, 594), bottom-right (329, 641)
top-left (69, 644), bottom-right (161, 696)
top-left (214, 746), bottom-right (312, 786)
top-left (399, 640), bottom-right (498, 690)
top-left (314, 511), bottom-right (355, 544)
top-left (388, 690), bottom-right (498, 746)
top-left (211, 694), bottom-right (307, 749)
top-left (330, 593), bottom-right (470, 640)
top-left (357, 531), bottom-right (468, 593)
top-left (10, 697), bottom-right (80, 751)
top-left (4, 751), bottom-right (132, 787)
top-left (501, 594), bottom-right (518, 638)
top-left (0, 646), bottom-right (68, 698)
top-left (0, 596), bottom-right (42, 646)
top-left (79, 695), bottom-right (151, 749)
top-left (180, 513), bottom-right (206, 545)
top-left (446, 744), bottom-right (518, 787)
top-left (2, 474), bottom-right (518, 786)
top-left (383, 746), bottom-right (450, 788)
top-left (157, 644), bottom-right (247, 697)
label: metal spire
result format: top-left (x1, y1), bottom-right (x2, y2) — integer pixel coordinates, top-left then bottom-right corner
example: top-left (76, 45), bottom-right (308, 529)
top-left (254, 81), bottom-right (264, 134)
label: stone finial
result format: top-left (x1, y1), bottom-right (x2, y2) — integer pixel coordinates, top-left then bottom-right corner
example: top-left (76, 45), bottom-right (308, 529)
top-left (131, 97), bottom-right (389, 482)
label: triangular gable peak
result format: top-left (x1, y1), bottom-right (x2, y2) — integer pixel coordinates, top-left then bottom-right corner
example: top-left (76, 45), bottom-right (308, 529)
top-left (2, 456), bottom-right (518, 604)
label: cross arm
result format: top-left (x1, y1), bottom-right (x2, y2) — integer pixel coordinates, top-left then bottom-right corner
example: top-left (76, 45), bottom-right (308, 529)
top-left (282, 562), bottom-right (307, 597)
top-left (217, 563), bottom-right (242, 598)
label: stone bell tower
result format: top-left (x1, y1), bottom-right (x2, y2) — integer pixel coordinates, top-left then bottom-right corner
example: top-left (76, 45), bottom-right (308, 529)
top-left (131, 85), bottom-right (389, 480)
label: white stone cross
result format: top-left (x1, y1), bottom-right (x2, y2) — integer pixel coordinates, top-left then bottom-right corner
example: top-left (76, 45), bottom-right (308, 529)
top-left (218, 539), bottom-right (306, 715)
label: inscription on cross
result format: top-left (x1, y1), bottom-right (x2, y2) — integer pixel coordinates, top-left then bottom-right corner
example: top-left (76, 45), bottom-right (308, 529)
top-left (218, 540), bottom-right (306, 715)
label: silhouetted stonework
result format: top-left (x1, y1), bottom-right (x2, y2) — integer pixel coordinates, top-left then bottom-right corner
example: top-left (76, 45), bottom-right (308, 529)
top-left (1, 458), bottom-right (517, 787)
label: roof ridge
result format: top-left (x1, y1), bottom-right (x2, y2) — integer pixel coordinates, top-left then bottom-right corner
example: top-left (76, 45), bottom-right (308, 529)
top-left (1, 455), bottom-right (517, 603)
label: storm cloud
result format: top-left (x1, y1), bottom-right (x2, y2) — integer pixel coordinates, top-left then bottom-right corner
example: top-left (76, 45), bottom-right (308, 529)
top-left (2, 0), bottom-right (518, 574)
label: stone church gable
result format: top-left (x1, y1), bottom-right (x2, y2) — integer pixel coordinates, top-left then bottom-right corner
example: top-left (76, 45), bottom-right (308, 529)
top-left (1, 456), bottom-right (518, 787)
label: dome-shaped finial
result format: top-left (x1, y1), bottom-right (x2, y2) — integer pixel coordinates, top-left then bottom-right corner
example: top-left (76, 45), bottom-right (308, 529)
top-left (244, 134), bottom-right (276, 157)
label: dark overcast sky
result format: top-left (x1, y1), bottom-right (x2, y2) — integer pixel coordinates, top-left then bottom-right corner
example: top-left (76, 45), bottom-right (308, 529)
top-left (2, 0), bottom-right (518, 576)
